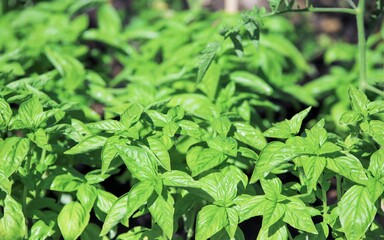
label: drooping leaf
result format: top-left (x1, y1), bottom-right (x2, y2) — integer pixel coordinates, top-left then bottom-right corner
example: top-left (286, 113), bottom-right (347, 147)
top-left (257, 220), bottom-right (288, 240)
top-left (45, 47), bottom-right (85, 91)
top-left (369, 148), bottom-right (384, 179)
top-left (0, 137), bottom-right (30, 178)
top-left (234, 195), bottom-right (268, 222)
top-left (186, 147), bottom-right (227, 177)
top-left (197, 42), bottom-right (220, 83)
top-left (101, 136), bottom-right (120, 174)
top-left (0, 196), bottom-right (26, 240)
top-left (50, 174), bottom-right (83, 192)
top-left (64, 135), bottom-right (107, 155)
top-left (148, 191), bottom-right (175, 239)
top-left (195, 205), bottom-right (228, 240)
top-left (116, 145), bottom-right (158, 181)
top-left (326, 155), bottom-right (368, 185)
top-left (230, 71), bottom-right (273, 95)
top-left (0, 98), bottom-right (12, 130)
top-left (339, 185), bottom-right (376, 240)
top-left (300, 156), bottom-right (327, 191)
top-left (100, 193), bottom-right (129, 235)
top-left (148, 137), bottom-right (171, 171)
top-left (233, 122), bottom-right (267, 150)
top-left (250, 142), bottom-right (295, 183)
top-left (283, 198), bottom-right (318, 234)
top-left (120, 103), bottom-right (143, 128)
top-left (161, 170), bottom-right (201, 188)
top-left (58, 201), bottom-right (90, 240)
top-left (77, 183), bottom-right (97, 212)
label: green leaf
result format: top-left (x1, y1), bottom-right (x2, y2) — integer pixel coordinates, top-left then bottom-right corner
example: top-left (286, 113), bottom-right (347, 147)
top-left (264, 107), bottom-right (311, 139)
top-left (120, 103), bottom-right (143, 128)
top-left (339, 185), bottom-right (376, 240)
top-left (196, 205), bottom-right (228, 239)
top-left (260, 176), bottom-right (282, 200)
top-left (368, 100), bottom-right (384, 115)
top-left (233, 122), bottom-right (267, 150)
top-left (0, 196), bottom-right (26, 240)
top-left (367, 120), bottom-right (384, 146)
top-left (283, 198), bottom-right (317, 234)
top-left (87, 120), bottom-right (125, 131)
top-left (100, 193), bottom-right (129, 235)
top-left (45, 47), bottom-right (85, 91)
top-left (95, 189), bottom-right (117, 215)
top-left (207, 136), bottom-right (238, 157)
top-left (148, 137), bottom-right (171, 171)
top-left (300, 156), bottom-right (327, 191)
top-left (244, 17), bottom-right (260, 48)
top-left (179, 120), bottom-right (204, 139)
top-left (234, 195), bottom-right (267, 222)
top-left (198, 61), bottom-right (221, 100)
top-left (148, 191), bottom-right (174, 239)
top-left (162, 170), bottom-right (201, 188)
top-left (126, 181), bottom-right (154, 218)
top-left (366, 178), bottom-right (384, 202)
top-left (229, 32), bottom-right (244, 57)
top-left (65, 135), bottom-right (107, 155)
top-left (230, 71), bottom-right (273, 95)
top-left (116, 145), bottom-right (158, 181)
top-left (0, 137), bottom-right (29, 178)
top-left (339, 111), bottom-right (364, 125)
top-left (257, 220), bottom-right (288, 240)
top-left (18, 96), bottom-right (43, 129)
top-left (262, 201), bottom-right (286, 229)
top-left (30, 219), bottom-right (55, 240)
top-left (250, 142), bottom-right (295, 183)
top-left (77, 183), bottom-right (97, 212)
top-left (197, 42), bottom-right (220, 83)
top-left (101, 136), bottom-right (120, 174)
top-left (50, 174), bottom-right (83, 192)
top-left (27, 128), bottom-right (51, 151)
top-left (211, 117), bottom-right (232, 137)
top-left (98, 4), bottom-right (121, 34)
top-left (369, 148), bottom-right (384, 179)
top-left (0, 98), bottom-right (12, 130)
top-left (294, 222), bottom-right (329, 240)
top-left (326, 155), bottom-right (368, 185)
top-left (348, 86), bottom-right (369, 117)
top-left (168, 94), bottom-right (219, 120)
top-left (58, 201), bottom-right (90, 240)
top-left (225, 207), bottom-right (239, 238)
top-left (186, 147), bottom-right (227, 177)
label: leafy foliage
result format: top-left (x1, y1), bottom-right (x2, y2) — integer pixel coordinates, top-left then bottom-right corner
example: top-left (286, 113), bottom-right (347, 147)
top-left (0, 0), bottom-right (383, 239)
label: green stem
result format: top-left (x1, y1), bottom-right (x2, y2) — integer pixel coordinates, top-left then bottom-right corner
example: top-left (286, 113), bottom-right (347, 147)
top-left (365, 84), bottom-right (384, 97)
top-left (356, 0), bottom-right (367, 91)
top-left (264, 7), bottom-right (356, 17)
top-left (336, 175), bottom-right (342, 202)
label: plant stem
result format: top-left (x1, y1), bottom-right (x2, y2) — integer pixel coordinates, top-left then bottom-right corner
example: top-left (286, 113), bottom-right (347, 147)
top-left (263, 7), bottom-right (356, 17)
top-left (365, 84), bottom-right (384, 97)
top-left (336, 175), bottom-right (342, 202)
top-left (356, 0), bottom-right (367, 91)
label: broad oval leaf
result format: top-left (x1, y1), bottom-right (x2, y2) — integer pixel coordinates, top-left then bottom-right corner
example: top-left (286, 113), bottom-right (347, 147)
top-left (162, 170), bottom-right (201, 188)
top-left (196, 205), bottom-right (228, 240)
top-left (326, 155), bottom-right (368, 185)
top-left (168, 94), bottom-right (219, 120)
top-left (116, 145), bottom-right (158, 181)
top-left (0, 98), bottom-right (12, 130)
top-left (148, 191), bottom-right (175, 239)
top-left (233, 122), bottom-right (267, 151)
top-left (0, 196), bottom-right (26, 240)
top-left (186, 147), bottom-right (227, 177)
top-left (283, 198), bottom-right (318, 234)
top-left (64, 135), bottom-right (107, 155)
top-left (230, 71), bottom-right (273, 95)
top-left (58, 201), bottom-right (90, 240)
top-left (148, 137), bottom-right (171, 171)
top-left (250, 142), bottom-right (296, 183)
top-left (339, 185), bottom-right (376, 240)
top-left (0, 137), bottom-right (30, 178)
